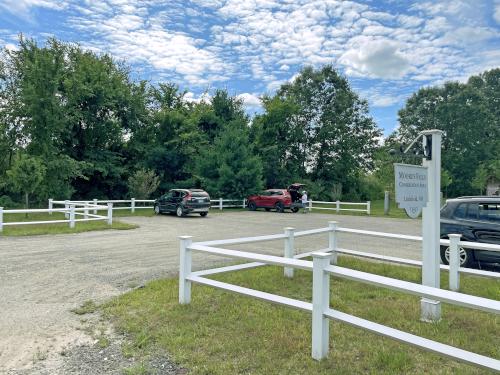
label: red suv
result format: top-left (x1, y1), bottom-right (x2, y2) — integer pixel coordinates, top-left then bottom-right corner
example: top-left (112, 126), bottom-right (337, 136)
top-left (247, 184), bottom-right (304, 213)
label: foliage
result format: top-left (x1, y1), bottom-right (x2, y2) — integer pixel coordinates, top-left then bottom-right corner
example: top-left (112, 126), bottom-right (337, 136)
top-left (128, 169), bottom-right (160, 199)
top-left (6, 155), bottom-right (45, 209)
top-left (472, 160), bottom-right (500, 194)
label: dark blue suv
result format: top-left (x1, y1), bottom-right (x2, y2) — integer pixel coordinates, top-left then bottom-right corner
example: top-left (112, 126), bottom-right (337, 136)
top-left (440, 197), bottom-right (500, 268)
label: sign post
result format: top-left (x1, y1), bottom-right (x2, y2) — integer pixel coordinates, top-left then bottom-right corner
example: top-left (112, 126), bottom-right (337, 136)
top-left (420, 129), bottom-right (443, 322)
top-left (395, 129), bottom-right (443, 322)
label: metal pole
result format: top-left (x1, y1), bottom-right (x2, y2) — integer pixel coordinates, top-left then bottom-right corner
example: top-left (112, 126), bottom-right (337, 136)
top-left (107, 203), bottom-right (113, 225)
top-left (312, 252), bottom-right (331, 360)
top-left (179, 236), bottom-right (193, 304)
top-left (328, 221), bottom-right (338, 265)
top-left (284, 227), bottom-right (295, 278)
top-left (420, 129), bottom-right (443, 322)
top-left (131, 198), bottom-right (135, 213)
top-left (448, 234), bottom-right (462, 292)
top-left (384, 191), bottom-right (390, 215)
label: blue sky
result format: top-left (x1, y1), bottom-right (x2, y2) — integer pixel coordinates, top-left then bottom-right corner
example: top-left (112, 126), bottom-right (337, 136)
top-left (1, 0), bottom-right (499, 136)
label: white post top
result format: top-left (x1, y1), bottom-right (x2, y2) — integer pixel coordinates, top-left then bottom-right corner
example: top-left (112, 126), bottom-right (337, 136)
top-left (328, 221), bottom-right (338, 225)
top-left (448, 233), bottom-right (462, 239)
top-left (179, 235), bottom-right (193, 240)
top-left (420, 129), bottom-right (444, 135)
top-left (312, 252), bottom-right (332, 259)
top-left (284, 227), bottom-right (295, 231)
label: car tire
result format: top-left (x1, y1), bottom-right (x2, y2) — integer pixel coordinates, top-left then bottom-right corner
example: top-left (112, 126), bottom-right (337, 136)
top-left (154, 205), bottom-right (160, 215)
top-left (200, 212), bottom-right (208, 217)
top-left (291, 207), bottom-right (299, 213)
top-left (176, 206), bottom-right (185, 217)
top-left (440, 245), bottom-right (475, 268)
top-left (275, 202), bottom-right (284, 213)
top-left (248, 201), bottom-right (257, 211)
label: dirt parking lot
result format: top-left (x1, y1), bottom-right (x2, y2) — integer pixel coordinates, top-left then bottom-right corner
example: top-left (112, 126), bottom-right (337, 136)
top-left (0, 211), bottom-right (421, 373)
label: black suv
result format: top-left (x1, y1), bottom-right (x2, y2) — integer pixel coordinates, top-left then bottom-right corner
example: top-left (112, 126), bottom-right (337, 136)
top-left (440, 196), bottom-right (500, 267)
top-left (154, 189), bottom-right (210, 217)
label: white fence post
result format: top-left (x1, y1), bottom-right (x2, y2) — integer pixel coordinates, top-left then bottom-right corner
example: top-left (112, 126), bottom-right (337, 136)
top-left (93, 199), bottom-right (98, 215)
top-left (384, 191), bottom-right (390, 215)
top-left (308, 200), bottom-right (312, 212)
top-left (69, 205), bottom-right (75, 228)
top-left (64, 200), bottom-right (69, 219)
top-left (312, 252), bottom-right (331, 360)
top-left (179, 236), bottom-right (193, 304)
top-left (48, 198), bottom-right (53, 215)
top-left (131, 198), bottom-right (135, 213)
top-left (0, 207), bottom-right (3, 233)
top-left (284, 227), bottom-right (295, 278)
top-left (336, 200), bottom-right (340, 213)
top-left (328, 221), bottom-right (338, 265)
top-left (449, 234), bottom-right (462, 292)
top-left (367, 201), bottom-right (371, 215)
top-left (242, 198), bottom-right (246, 208)
top-left (219, 198), bottom-right (223, 210)
top-left (107, 203), bottom-right (113, 225)
top-left (84, 202), bottom-right (88, 219)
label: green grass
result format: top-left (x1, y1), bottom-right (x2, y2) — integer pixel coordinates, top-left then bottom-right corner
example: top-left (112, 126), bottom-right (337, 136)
top-left (311, 199), bottom-right (411, 219)
top-left (71, 300), bottom-right (98, 315)
top-left (103, 257), bottom-right (499, 375)
top-left (1, 212), bottom-right (137, 236)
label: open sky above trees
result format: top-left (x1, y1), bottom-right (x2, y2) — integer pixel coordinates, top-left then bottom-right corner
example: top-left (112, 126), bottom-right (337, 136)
top-left (1, 0), bottom-right (499, 135)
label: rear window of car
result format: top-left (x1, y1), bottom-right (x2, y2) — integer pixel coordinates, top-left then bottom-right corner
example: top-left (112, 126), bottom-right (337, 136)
top-left (478, 203), bottom-right (500, 223)
top-left (270, 191), bottom-right (283, 195)
top-left (453, 203), bottom-right (467, 219)
top-left (190, 191), bottom-right (208, 197)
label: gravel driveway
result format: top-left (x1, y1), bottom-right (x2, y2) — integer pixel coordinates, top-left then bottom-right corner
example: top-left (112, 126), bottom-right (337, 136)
top-left (0, 211), bottom-right (421, 374)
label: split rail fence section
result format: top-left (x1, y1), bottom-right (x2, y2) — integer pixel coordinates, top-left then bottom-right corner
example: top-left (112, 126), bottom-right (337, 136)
top-left (179, 222), bottom-right (500, 371)
top-left (308, 200), bottom-right (371, 215)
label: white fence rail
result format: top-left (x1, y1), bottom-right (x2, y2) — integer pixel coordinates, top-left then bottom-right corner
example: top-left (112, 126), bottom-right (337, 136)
top-left (210, 198), bottom-right (246, 210)
top-left (0, 201), bottom-right (112, 232)
top-left (308, 200), bottom-right (371, 215)
top-left (50, 198), bottom-right (155, 214)
top-left (179, 223), bottom-right (500, 371)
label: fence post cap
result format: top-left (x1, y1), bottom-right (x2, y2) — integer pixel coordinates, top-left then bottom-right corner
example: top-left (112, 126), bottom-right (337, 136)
top-left (448, 234), bottom-right (462, 239)
top-left (179, 235), bottom-right (193, 240)
top-left (328, 221), bottom-right (338, 225)
top-left (312, 252), bottom-right (332, 259)
top-left (284, 227), bottom-right (295, 231)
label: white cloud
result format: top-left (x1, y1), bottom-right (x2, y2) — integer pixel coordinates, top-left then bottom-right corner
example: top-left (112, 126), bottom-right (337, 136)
top-left (494, 1), bottom-right (500, 24)
top-left (237, 92), bottom-right (262, 111)
top-left (0, 0), bottom-right (67, 18)
top-left (340, 40), bottom-right (411, 79)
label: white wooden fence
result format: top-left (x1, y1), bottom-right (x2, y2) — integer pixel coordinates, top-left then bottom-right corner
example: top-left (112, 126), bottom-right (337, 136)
top-left (210, 198), bottom-right (246, 210)
top-left (0, 201), bottom-right (112, 232)
top-left (49, 199), bottom-right (155, 213)
top-left (308, 200), bottom-right (371, 215)
top-left (179, 222), bottom-right (500, 371)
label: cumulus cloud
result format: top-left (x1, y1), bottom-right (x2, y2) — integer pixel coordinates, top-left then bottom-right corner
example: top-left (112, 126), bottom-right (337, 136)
top-left (494, 1), bottom-right (500, 24)
top-left (340, 40), bottom-right (411, 79)
top-left (0, 0), bottom-right (67, 18)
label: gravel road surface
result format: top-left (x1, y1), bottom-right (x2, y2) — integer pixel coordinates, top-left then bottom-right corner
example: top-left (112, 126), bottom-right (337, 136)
top-left (0, 211), bottom-right (421, 373)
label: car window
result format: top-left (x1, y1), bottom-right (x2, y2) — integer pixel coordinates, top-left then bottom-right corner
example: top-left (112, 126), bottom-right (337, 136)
top-left (453, 203), bottom-right (467, 219)
top-left (478, 204), bottom-right (500, 223)
top-left (260, 191), bottom-right (272, 196)
top-left (271, 191), bottom-right (283, 196)
top-left (466, 203), bottom-right (479, 220)
top-left (164, 192), bottom-right (174, 199)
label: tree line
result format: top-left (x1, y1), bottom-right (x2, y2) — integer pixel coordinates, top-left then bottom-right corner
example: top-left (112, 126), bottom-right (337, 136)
top-left (0, 38), bottom-right (498, 208)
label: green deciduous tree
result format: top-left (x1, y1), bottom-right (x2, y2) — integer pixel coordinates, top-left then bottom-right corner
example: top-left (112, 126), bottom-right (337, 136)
top-left (128, 169), bottom-right (160, 199)
top-left (7, 155), bottom-right (46, 213)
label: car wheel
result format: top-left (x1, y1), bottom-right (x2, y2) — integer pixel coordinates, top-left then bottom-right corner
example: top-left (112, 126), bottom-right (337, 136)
top-left (248, 201), bottom-right (257, 211)
top-left (291, 207), bottom-right (299, 213)
top-left (176, 206), bottom-right (185, 217)
top-left (154, 205), bottom-right (160, 215)
top-left (275, 202), bottom-right (284, 213)
top-left (200, 212), bottom-right (208, 217)
top-left (440, 245), bottom-right (475, 268)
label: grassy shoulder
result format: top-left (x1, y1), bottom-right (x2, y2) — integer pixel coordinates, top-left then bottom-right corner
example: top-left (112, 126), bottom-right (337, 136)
top-left (1, 212), bottom-right (137, 236)
top-left (103, 257), bottom-right (499, 375)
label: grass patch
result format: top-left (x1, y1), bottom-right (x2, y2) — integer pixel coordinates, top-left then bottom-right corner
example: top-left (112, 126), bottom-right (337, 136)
top-left (71, 300), bottom-right (98, 315)
top-left (1, 212), bottom-right (137, 236)
top-left (103, 257), bottom-right (499, 374)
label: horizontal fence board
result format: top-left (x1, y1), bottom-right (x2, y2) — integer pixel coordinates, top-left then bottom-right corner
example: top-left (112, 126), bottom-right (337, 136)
top-left (294, 227), bottom-right (331, 237)
top-left (196, 233), bottom-right (287, 246)
top-left (4, 219), bottom-right (70, 225)
top-left (337, 227), bottom-right (422, 242)
top-left (324, 309), bottom-right (500, 372)
top-left (188, 275), bottom-right (312, 312)
top-left (325, 265), bottom-right (500, 314)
